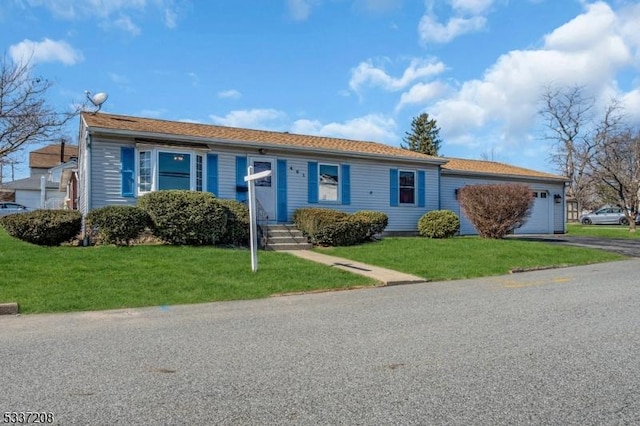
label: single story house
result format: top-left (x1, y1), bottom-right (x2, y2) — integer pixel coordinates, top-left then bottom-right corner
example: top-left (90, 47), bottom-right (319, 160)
top-left (1, 143), bottom-right (78, 210)
top-left (78, 112), bottom-right (567, 235)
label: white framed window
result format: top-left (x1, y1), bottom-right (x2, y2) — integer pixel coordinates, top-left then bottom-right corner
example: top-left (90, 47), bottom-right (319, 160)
top-left (319, 163), bottom-right (339, 202)
top-left (136, 148), bottom-right (206, 194)
top-left (139, 151), bottom-right (152, 193)
top-left (399, 170), bottom-right (415, 204)
top-left (196, 154), bottom-right (203, 192)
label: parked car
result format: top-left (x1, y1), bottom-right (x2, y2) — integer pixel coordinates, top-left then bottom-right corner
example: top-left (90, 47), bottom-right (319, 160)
top-left (580, 206), bottom-right (632, 225)
top-left (0, 202), bottom-right (31, 217)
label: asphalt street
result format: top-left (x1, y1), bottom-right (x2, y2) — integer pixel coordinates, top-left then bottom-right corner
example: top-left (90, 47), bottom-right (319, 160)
top-left (2, 259), bottom-right (640, 425)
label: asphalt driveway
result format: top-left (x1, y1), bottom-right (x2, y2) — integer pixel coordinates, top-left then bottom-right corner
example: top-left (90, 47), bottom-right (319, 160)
top-left (513, 234), bottom-right (640, 257)
top-left (2, 259), bottom-right (639, 424)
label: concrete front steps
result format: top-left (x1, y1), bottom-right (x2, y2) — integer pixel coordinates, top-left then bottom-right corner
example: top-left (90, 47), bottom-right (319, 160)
top-left (264, 224), bottom-right (312, 251)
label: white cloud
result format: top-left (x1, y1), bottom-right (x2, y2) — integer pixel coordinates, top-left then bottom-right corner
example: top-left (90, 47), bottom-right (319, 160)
top-left (164, 8), bottom-right (177, 28)
top-left (621, 88), bottom-right (640, 123)
top-left (210, 109), bottom-right (289, 130)
top-left (291, 114), bottom-right (397, 143)
top-left (187, 72), bottom-right (199, 86)
top-left (287, 0), bottom-right (319, 21)
top-left (18, 0), bottom-right (181, 32)
top-left (429, 1), bottom-right (638, 150)
top-left (109, 72), bottom-right (129, 85)
top-left (544, 2), bottom-right (616, 51)
top-left (22, 0), bottom-right (146, 19)
top-left (418, 14), bottom-right (486, 44)
top-left (112, 15), bottom-right (141, 35)
top-left (396, 81), bottom-right (450, 111)
top-left (418, 0), bottom-right (497, 44)
top-left (450, 0), bottom-right (494, 15)
top-left (9, 38), bottom-right (83, 66)
top-left (349, 58), bottom-right (445, 93)
top-left (218, 89), bottom-right (242, 99)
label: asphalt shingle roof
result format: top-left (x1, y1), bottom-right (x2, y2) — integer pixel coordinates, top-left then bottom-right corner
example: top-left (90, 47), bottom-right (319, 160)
top-left (82, 112), bottom-right (566, 181)
top-left (441, 158), bottom-right (566, 181)
top-left (30, 144), bottom-right (78, 169)
top-left (82, 112), bottom-right (442, 162)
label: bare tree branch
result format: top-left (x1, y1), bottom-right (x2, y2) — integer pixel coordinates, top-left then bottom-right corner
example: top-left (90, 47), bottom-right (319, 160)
top-left (0, 56), bottom-right (79, 159)
top-left (540, 85), bottom-right (605, 211)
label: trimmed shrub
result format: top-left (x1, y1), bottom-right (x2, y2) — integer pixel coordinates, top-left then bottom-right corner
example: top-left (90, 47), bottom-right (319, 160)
top-left (216, 199), bottom-right (250, 246)
top-left (0, 209), bottom-right (82, 246)
top-left (458, 183), bottom-right (534, 239)
top-left (352, 210), bottom-right (389, 239)
top-left (293, 207), bottom-right (384, 246)
top-left (137, 190), bottom-right (227, 245)
top-left (418, 210), bottom-right (460, 238)
top-left (313, 216), bottom-right (369, 246)
top-left (85, 205), bottom-right (151, 246)
top-left (293, 208), bottom-right (349, 239)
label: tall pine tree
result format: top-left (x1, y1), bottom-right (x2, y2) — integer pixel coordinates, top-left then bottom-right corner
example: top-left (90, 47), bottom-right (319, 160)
top-left (402, 113), bottom-right (442, 156)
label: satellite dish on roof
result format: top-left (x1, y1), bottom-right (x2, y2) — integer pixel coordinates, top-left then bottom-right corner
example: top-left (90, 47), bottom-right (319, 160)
top-left (85, 90), bottom-right (109, 113)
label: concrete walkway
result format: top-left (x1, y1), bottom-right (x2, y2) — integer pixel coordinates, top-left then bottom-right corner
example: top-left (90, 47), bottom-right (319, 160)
top-left (283, 250), bottom-right (427, 286)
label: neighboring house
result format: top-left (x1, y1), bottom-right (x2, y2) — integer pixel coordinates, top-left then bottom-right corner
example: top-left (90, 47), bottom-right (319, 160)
top-left (0, 144), bottom-right (79, 210)
top-left (78, 112), bottom-right (567, 235)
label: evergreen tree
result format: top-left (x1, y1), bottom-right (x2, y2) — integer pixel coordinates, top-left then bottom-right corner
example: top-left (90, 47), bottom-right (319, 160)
top-left (402, 113), bottom-right (442, 156)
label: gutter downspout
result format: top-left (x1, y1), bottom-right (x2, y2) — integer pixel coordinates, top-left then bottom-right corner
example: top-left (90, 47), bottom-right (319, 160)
top-left (437, 165), bottom-right (442, 210)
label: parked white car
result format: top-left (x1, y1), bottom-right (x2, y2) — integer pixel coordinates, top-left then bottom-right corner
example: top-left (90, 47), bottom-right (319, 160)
top-left (580, 206), bottom-right (631, 225)
top-left (0, 202), bottom-right (31, 216)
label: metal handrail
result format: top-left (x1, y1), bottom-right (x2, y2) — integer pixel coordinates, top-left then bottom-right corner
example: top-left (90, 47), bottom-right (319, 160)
top-left (254, 198), bottom-right (269, 248)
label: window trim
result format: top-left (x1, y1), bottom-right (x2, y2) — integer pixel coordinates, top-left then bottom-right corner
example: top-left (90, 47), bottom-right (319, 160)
top-left (135, 147), bottom-right (207, 195)
top-left (398, 169), bottom-right (416, 205)
top-left (318, 162), bottom-right (340, 203)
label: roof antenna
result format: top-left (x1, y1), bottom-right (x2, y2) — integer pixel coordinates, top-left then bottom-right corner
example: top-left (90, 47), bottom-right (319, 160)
top-left (84, 90), bottom-right (108, 114)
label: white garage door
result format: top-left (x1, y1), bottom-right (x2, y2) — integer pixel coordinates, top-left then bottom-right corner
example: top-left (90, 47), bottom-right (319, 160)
top-left (516, 190), bottom-right (551, 234)
top-left (15, 190), bottom-right (42, 210)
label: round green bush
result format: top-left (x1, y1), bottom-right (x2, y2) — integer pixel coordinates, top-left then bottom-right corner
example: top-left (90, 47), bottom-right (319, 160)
top-left (293, 208), bottom-right (350, 238)
top-left (216, 199), bottom-right (250, 246)
top-left (0, 209), bottom-right (82, 246)
top-left (418, 210), bottom-right (460, 238)
top-left (137, 190), bottom-right (227, 245)
top-left (86, 205), bottom-right (151, 246)
top-left (352, 210), bottom-right (389, 239)
top-left (314, 216), bottom-right (369, 246)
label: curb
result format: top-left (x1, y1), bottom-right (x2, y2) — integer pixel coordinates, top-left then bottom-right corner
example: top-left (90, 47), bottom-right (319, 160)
top-left (0, 302), bottom-right (19, 315)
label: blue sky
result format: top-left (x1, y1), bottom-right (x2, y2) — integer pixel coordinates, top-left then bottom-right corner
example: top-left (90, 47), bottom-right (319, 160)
top-left (1, 0), bottom-right (640, 179)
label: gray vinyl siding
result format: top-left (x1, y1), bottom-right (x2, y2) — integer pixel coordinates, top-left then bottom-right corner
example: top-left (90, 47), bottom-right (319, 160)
top-left (83, 137), bottom-right (441, 232)
top-left (81, 132), bottom-right (563, 235)
top-left (215, 152), bottom-right (239, 199)
top-left (282, 156), bottom-right (438, 231)
top-left (90, 140), bottom-right (136, 209)
top-left (440, 174), bottom-right (565, 235)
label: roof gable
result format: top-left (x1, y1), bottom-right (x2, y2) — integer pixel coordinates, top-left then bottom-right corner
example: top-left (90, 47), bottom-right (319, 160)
top-left (29, 144), bottom-right (79, 169)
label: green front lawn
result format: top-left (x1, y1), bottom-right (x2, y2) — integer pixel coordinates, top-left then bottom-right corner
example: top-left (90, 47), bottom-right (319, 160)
top-left (318, 237), bottom-right (625, 282)
top-left (567, 222), bottom-right (640, 239)
top-left (0, 229), bottom-right (376, 313)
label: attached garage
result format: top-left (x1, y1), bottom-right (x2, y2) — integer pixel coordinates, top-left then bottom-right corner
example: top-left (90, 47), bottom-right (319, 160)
top-left (440, 158), bottom-right (567, 235)
top-left (516, 190), bottom-right (552, 234)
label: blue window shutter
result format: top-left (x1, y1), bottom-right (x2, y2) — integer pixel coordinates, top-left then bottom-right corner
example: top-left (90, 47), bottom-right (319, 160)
top-left (389, 168), bottom-right (399, 207)
top-left (308, 162), bottom-right (318, 203)
top-left (207, 153), bottom-right (219, 196)
top-left (418, 170), bottom-right (426, 207)
top-left (236, 156), bottom-right (248, 202)
top-left (121, 147), bottom-right (135, 197)
top-left (341, 164), bottom-right (351, 205)
top-left (277, 159), bottom-right (288, 222)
